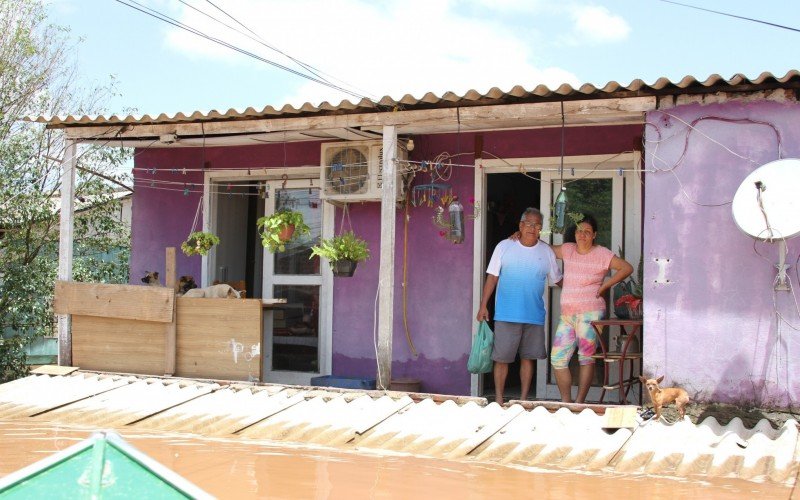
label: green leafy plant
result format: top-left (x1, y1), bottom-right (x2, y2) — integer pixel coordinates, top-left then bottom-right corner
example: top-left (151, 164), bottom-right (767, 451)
top-left (546, 210), bottom-right (584, 235)
top-left (0, 336), bottom-right (29, 384)
top-left (181, 231), bottom-right (220, 256)
top-left (257, 209), bottom-right (310, 253)
top-left (310, 231), bottom-right (370, 263)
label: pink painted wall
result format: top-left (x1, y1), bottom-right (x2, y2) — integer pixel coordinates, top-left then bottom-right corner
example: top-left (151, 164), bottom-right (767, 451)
top-left (132, 125), bottom-right (641, 395)
top-left (643, 100), bottom-right (800, 408)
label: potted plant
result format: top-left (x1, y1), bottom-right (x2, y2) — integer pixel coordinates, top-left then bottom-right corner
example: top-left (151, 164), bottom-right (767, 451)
top-left (181, 231), bottom-right (220, 256)
top-left (310, 231), bottom-right (370, 277)
top-left (257, 209), bottom-right (310, 253)
top-left (613, 258), bottom-right (643, 319)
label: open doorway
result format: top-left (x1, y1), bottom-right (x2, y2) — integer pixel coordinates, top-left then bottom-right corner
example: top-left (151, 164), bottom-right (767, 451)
top-left (212, 182), bottom-right (264, 298)
top-left (482, 172), bottom-right (541, 400)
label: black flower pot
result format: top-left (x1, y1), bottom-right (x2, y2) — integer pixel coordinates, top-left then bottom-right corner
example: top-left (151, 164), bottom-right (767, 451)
top-left (332, 259), bottom-right (358, 277)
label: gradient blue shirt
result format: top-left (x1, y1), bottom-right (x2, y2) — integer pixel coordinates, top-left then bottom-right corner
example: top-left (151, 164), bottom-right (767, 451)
top-left (486, 239), bottom-right (562, 324)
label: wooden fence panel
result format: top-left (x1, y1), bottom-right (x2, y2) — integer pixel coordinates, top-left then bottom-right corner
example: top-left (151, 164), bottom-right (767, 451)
top-left (175, 298), bottom-right (262, 381)
top-left (54, 281), bottom-right (174, 323)
top-left (72, 316), bottom-right (166, 375)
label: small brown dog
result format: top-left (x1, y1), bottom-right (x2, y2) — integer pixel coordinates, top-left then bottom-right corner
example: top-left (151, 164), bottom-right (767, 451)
top-left (639, 375), bottom-right (690, 421)
top-left (178, 275), bottom-right (198, 295)
top-left (141, 271), bottom-right (161, 286)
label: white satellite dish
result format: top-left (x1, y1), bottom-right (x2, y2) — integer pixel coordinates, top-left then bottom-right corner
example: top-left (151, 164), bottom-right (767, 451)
top-left (732, 158), bottom-right (800, 291)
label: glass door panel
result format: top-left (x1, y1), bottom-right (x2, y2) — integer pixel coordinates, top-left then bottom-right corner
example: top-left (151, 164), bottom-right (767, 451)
top-left (538, 168), bottom-right (623, 401)
top-left (274, 189), bottom-right (321, 275)
top-left (263, 183), bottom-right (324, 384)
top-left (560, 178), bottom-right (613, 248)
top-left (272, 285), bottom-right (319, 372)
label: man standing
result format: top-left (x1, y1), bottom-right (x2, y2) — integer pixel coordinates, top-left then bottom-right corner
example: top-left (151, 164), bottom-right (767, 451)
top-left (476, 208), bottom-right (562, 404)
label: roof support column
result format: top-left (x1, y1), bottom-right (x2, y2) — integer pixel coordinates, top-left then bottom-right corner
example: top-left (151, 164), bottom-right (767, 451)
top-left (57, 139), bottom-right (77, 366)
top-left (377, 126), bottom-right (397, 390)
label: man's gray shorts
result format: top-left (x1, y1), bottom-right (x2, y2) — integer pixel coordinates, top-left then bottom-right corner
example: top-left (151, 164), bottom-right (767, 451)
top-left (492, 321), bottom-right (546, 363)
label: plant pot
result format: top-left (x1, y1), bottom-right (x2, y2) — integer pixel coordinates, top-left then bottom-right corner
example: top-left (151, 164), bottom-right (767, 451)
top-left (278, 224), bottom-right (295, 242)
top-left (626, 302), bottom-right (643, 320)
top-left (332, 259), bottom-right (358, 277)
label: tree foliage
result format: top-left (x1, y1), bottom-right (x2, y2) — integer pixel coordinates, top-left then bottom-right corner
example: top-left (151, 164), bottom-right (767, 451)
top-left (0, 0), bottom-right (132, 379)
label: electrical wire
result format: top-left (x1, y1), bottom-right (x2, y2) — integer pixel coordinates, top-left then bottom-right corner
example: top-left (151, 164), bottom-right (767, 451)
top-left (197, 0), bottom-right (376, 100)
top-left (658, 0), bottom-right (800, 34)
top-left (114, 0), bottom-right (371, 101)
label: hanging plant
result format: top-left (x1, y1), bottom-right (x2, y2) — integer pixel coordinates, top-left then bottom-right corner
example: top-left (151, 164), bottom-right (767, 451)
top-left (181, 231), bottom-right (220, 256)
top-left (310, 231), bottom-right (370, 277)
top-left (546, 211), bottom-right (584, 236)
top-left (257, 209), bottom-right (310, 253)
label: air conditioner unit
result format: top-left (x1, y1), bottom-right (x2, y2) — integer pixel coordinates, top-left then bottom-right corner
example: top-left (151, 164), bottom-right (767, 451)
top-left (321, 140), bottom-right (408, 202)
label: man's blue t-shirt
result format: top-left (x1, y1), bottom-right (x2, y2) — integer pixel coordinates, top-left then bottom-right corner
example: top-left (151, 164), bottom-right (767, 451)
top-left (486, 239), bottom-right (562, 325)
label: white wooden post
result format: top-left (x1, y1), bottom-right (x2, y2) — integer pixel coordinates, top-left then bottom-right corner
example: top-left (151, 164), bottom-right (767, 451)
top-left (57, 139), bottom-right (77, 366)
top-left (377, 126), bottom-right (397, 389)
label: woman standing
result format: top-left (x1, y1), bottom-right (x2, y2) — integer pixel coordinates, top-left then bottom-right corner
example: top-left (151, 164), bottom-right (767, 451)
top-left (550, 214), bottom-right (632, 403)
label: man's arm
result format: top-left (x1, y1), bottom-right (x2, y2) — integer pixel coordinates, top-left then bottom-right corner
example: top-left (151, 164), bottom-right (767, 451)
top-left (476, 274), bottom-right (499, 322)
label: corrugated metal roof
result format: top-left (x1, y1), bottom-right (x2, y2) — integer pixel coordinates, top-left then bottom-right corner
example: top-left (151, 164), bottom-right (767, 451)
top-left (1, 371), bottom-right (797, 485)
top-left (28, 71), bottom-right (800, 128)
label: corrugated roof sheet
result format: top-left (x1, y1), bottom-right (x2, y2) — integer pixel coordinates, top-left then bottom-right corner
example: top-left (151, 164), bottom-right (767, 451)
top-left (28, 71), bottom-right (800, 127)
top-left (1, 372), bottom-right (798, 485)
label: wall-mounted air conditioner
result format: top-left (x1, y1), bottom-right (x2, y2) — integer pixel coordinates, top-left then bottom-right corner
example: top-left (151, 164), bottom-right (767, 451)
top-left (320, 140), bottom-right (408, 202)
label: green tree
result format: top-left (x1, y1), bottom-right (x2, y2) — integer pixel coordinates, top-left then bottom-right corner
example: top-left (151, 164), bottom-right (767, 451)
top-left (0, 0), bottom-right (131, 382)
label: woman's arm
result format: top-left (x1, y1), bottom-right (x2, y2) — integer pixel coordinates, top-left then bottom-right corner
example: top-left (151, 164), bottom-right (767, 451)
top-left (596, 255), bottom-right (634, 297)
top-left (509, 232), bottom-right (563, 259)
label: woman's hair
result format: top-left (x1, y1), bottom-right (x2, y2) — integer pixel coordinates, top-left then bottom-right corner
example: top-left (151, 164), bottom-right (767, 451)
top-left (575, 213), bottom-right (598, 233)
top-left (564, 213), bottom-right (598, 243)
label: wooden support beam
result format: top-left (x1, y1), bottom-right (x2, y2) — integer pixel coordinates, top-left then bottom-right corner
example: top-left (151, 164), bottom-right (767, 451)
top-left (164, 247), bottom-right (177, 376)
top-left (62, 98), bottom-right (657, 141)
top-left (57, 140), bottom-right (77, 367)
top-left (377, 125), bottom-right (397, 390)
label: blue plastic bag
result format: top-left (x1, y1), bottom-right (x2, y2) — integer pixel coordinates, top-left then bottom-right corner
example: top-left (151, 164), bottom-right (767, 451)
top-left (467, 321), bottom-right (494, 374)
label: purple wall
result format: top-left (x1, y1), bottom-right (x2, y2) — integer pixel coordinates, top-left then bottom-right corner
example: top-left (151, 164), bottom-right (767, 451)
top-left (131, 143), bottom-right (321, 283)
top-left (329, 126), bottom-right (642, 395)
top-left (643, 100), bottom-right (800, 408)
top-left (132, 125), bottom-right (641, 396)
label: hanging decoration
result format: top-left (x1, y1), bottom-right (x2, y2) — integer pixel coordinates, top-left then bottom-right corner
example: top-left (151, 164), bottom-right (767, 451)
top-left (551, 101), bottom-right (574, 234)
top-left (181, 196), bottom-right (220, 256)
top-left (310, 204), bottom-right (370, 277)
top-left (411, 154), bottom-right (454, 207)
top-left (432, 195), bottom-right (480, 244)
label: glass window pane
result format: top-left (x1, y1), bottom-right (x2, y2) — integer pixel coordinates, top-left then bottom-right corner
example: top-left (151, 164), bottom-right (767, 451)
top-left (272, 285), bottom-right (319, 372)
top-left (274, 188), bottom-right (321, 275)
top-left (559, 179), bottom-right (613, 249)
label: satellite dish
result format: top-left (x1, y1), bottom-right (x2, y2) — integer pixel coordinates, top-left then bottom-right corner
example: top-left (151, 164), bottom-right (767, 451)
top-left (732, 158), bottom-right (800, 240)
top-left (732, 158), bottom-right (800, 290)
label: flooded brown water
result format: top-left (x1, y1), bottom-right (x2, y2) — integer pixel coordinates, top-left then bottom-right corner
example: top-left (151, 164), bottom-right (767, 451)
top-left (0, 420), bottom-right (791, 499)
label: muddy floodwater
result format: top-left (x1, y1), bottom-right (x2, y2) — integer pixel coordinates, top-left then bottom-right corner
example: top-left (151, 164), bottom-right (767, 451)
top-left (0, 420), bottom-right (790, 499)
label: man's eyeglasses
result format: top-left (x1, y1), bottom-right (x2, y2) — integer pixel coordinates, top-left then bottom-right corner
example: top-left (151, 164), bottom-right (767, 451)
top-left (521, 221), bottom-right (543, 229)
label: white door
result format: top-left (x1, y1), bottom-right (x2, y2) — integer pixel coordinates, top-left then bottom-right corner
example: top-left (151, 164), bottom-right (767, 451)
top-left (472, 153), bottom-right (642, 400)
top-left (261, 180), bottom-right (327, 385)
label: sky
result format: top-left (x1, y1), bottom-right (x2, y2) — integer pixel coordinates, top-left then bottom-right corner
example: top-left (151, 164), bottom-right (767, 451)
top-left (48, 0), bottom-right (798, 117)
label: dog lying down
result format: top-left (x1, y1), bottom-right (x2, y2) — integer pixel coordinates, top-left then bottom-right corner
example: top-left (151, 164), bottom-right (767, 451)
top-left (181, 283), bottom-right (242, 299)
